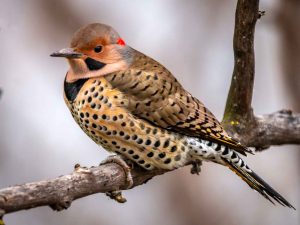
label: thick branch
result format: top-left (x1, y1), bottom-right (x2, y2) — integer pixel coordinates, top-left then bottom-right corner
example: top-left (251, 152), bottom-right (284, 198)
top-left (222, 0), bottom-right (300, 150)
top-left (223, 0), bottom-right (259, 122)
top-left (0, 163), bottom-right (165, 215)
top-left (224, 110), bottom-right (300, 149)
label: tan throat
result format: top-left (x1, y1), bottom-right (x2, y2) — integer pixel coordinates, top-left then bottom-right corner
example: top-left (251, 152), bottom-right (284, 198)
top-left (66, 58), bottom-right (129, 83)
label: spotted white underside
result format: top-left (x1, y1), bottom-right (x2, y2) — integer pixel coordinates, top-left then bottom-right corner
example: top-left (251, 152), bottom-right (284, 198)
top-left (186, 137), bottom-right (252, 173)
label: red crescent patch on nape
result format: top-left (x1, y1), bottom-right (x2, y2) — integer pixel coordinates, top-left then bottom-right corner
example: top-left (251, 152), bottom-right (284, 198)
top-left (117, 38), bottom-right (126, 46)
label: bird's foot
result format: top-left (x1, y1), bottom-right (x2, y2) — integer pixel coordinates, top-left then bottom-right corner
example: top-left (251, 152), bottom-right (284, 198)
top-left (100, 155), bottom-right (134, 203)
top-left (106, 191), bottom-right (127, 203)
top-left (190, 160), bottom-right (202, 175)
top-left (74, 163), bottom-right (92, 174)
top-left (49, 196), bottom-right (72, 211)
top-left (100, 155), bottom-right (134, 188)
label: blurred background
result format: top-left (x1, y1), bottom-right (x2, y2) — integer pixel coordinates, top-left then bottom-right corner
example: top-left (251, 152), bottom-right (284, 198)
top-left (0, 0), bottom-right (299, 224)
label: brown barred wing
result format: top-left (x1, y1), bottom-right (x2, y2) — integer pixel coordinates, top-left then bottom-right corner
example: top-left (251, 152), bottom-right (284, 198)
top-left (105, 50), bottom-right (250, 155)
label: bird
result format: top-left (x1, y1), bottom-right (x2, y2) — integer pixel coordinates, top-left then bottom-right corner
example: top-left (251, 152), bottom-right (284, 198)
top-left (51, 23), bottom-right (294, 208)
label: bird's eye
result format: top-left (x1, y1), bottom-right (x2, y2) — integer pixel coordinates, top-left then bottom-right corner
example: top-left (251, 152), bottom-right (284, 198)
top-left (94, 46), bottom-right (103, 53)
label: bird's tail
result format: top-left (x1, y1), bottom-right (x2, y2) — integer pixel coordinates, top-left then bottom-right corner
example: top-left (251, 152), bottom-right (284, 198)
top-left (222, 153), bottom-right (295, 209)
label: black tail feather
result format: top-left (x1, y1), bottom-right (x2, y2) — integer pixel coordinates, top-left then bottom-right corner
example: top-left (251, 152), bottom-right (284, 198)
top-left (224, 158), bottom-right (295, 209)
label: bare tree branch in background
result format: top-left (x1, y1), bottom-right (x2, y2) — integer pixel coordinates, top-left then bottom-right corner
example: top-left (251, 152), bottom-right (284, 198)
top-left (276, 0), bottom-right (300, 206)
top-left (277, 0), bottom-right (300, 112)
top-left (0, 0), bottom-right (299, 222)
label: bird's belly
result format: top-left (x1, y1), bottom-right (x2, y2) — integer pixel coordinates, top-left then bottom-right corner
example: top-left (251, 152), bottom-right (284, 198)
top-left (67, 77), bottom-right (190, 170)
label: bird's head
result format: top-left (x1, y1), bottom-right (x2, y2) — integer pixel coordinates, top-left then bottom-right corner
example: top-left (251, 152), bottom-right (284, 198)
top-left (51, 23), bottom-right (133, 82)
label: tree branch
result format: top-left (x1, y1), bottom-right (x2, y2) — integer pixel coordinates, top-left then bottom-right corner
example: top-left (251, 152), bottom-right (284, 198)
top-left (222, 0), bottom-right (300, 149)
top-left (224, 110), bottom-right (300, 150)
top-left (0, 163), bottom-right (166, 215)
top-left (1, 0), bottom-right (300, 221)
top-left (223, 0), bottom-right (259, 123)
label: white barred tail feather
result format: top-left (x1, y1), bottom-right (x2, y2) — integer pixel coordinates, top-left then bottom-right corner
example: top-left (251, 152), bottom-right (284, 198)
top-left (187, 138), bottom-right (295, 209)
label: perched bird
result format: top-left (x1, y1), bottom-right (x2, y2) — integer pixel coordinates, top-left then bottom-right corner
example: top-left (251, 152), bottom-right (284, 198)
top-left (51, 23), bottom-right (294, 208)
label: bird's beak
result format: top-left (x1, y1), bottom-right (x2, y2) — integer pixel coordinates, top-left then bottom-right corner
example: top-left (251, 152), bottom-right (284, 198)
top-left (50, 48), bottom-right (83, 58)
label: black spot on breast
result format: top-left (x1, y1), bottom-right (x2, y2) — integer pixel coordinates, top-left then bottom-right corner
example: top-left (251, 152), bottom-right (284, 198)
top-left (163, 140), bottom-right (170, 148)
top-left (137, 138), bottom-right (143, 144)
top-left (133, 155), bottom-right (139, 159)
top-left (132, 134), bottom-right (138, 140)
top-left (124, 135), bottom-right (130, 140)
top-left (175, 154), bottom-right (181, 161)
top-left (158, 152), bottom-right (166, 158)
top-left (170, 146), bottom-right (177, 152)
top-left (85, 57), bottom-right (106, 70)
top-left (138, 160), bottom-right (145, 164)
top-left (154, 140), bottom-right (160, 148)
top-left (64, 77), bottom-right (88, 102)
top-left (147, 152), bottom-right (154, 158)
top-left (164, 158), bottom-right (171, 164)
top-left (128, 150), bottom-right (134, 154)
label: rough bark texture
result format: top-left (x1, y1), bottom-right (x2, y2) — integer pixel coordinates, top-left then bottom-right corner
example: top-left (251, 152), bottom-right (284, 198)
top-left (0, 164), bottom-right (166, 215)
top-left (226, 110), bottom-right (300, 150)
top-left (223, 0), bottom-right (258, 122)
top-left (222, 0), bottom-right (300, 149)
top-left (0, 0), bottom-right (299, 221)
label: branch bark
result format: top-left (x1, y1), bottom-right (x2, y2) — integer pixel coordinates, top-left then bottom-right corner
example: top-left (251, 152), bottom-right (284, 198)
top-left (0, 163), bottom-right (165, 215)
top-left (222, 0), bottom-right (300, 149)
top-left (1, 0), bottom-right (300, 221)
top-left (223, 0), bottom-right (258, 122)
top-left (224, 110), bottom-right (300, 150)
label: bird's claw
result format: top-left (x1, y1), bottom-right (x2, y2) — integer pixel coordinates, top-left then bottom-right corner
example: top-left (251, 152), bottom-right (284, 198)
top-left (74, 163), bottom-right (92, 174)
top-left (190, 160), bottom-right (202, 175)
top-left (106, 190), bottom-right (127, 203)
top-left (100, 155), bottom-right (134, 203)
top-left (100, 155), bottom-right (133, 189)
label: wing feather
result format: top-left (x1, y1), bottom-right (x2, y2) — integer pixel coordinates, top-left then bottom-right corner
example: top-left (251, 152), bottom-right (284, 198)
top-left (105, 50), bottom-right (251, 155)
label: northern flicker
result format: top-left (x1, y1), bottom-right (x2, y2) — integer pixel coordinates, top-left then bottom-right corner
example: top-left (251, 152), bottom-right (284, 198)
top-left (51, 23), bottom-right (294, 208)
